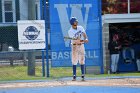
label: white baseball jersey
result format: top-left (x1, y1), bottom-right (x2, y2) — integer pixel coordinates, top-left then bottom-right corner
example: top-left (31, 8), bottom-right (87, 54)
top-left (68, 26), bottom-right (86, 43)
top-left (68, 25), bottom-right (86, 65)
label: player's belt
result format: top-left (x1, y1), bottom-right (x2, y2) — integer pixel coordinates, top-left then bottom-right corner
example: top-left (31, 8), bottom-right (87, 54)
top-left (73, 44), bottom-right (82, 45)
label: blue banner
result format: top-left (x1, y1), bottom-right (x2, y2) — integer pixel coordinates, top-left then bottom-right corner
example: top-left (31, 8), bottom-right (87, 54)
top-left (49, 0), bottom-right (103, 69)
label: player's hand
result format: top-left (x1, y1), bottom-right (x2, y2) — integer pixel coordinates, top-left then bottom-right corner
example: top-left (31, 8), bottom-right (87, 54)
top-left (73, 40), bottom-right (81, 44)
top-left (79, 39), bottom-right (88, 44)
top-left (83, 39), bottom-right (88, 43)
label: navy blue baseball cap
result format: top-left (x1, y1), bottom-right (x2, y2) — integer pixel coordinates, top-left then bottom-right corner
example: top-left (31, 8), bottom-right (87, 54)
top-left (70, 17), bottom-right (78, 25)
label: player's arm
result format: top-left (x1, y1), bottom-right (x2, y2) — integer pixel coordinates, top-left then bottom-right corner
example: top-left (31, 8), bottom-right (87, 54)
top-left (82, 32), bottom-right (88, 43)
top-left (80, 26), bottom-right (88, 43)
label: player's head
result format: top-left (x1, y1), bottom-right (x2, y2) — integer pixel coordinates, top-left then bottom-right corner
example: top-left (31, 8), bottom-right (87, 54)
top-left (70, 17), bottom-right (78, 29)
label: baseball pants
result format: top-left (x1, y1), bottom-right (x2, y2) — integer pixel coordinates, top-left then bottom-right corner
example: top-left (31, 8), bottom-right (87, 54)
top-left (111, 54), bottom-right (119, 72)
top-left (71, 44), bottom-right (85, 65)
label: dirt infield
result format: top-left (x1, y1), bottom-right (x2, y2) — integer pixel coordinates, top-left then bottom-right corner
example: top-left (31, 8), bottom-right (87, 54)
top-left (0, 78), bottom-right (140, 89)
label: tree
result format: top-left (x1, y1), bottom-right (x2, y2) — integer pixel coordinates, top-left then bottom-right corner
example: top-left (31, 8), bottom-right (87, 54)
top-left (102, 0), bottom-right (128, 14)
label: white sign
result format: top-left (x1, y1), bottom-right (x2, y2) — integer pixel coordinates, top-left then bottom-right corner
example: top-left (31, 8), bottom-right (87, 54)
top-left (18, 20), bottom-right (46, 50)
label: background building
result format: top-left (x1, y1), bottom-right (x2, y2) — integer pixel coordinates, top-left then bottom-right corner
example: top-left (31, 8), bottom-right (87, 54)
top-left (0, 0), bottom-right (41, 51)
top-left (102, 0), bottom-right (140, 72)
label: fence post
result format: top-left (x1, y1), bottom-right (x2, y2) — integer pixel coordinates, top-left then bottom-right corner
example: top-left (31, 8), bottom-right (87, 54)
top-left (9, 58), bottom-right (14, 66)
top-left (43, 0), bottom-right (49, 77)
top-left (28, 51), bottom-right (35, 76)
top-left (27, 0), bottom-right (36, 76)
top-left (23, 51), bottom-right (27, 66)
top-left (42, 50), bottom-right (45, 77)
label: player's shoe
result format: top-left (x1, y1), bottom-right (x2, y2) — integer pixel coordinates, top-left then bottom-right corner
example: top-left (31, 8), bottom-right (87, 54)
top-left (72, 75), bottom-right (76, 81)
top-left (81, 75), bottom-right (85, 81)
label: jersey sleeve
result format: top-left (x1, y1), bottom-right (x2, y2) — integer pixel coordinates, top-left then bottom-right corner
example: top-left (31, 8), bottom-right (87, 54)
top-left (80, 26), bottom-right (86, 33)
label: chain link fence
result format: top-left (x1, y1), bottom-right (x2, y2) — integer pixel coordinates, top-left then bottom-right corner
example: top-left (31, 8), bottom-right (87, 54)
top-left (0, 50), bottom-right (47, 81)
top-left (0, 0), bottom-right (49, 81)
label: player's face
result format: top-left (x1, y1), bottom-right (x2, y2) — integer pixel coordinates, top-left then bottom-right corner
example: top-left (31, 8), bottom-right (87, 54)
top-left (72, 21), bottom-right (78, 29)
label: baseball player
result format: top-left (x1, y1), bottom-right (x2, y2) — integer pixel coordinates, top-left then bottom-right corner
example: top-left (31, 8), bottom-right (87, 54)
top-left (68, 17), bottom-right (88, 81)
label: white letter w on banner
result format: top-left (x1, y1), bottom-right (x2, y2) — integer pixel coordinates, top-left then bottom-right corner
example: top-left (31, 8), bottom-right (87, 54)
top-left (54, 4), bottom-right (92, 47)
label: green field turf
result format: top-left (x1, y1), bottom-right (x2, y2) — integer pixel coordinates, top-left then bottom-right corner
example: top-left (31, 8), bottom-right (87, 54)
top-left (0, 66), bottom-right (140, 81)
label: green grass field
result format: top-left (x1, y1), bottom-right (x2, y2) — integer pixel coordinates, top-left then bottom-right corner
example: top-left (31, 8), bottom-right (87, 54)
top-left (0, 66), bottom-right (140, 81)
